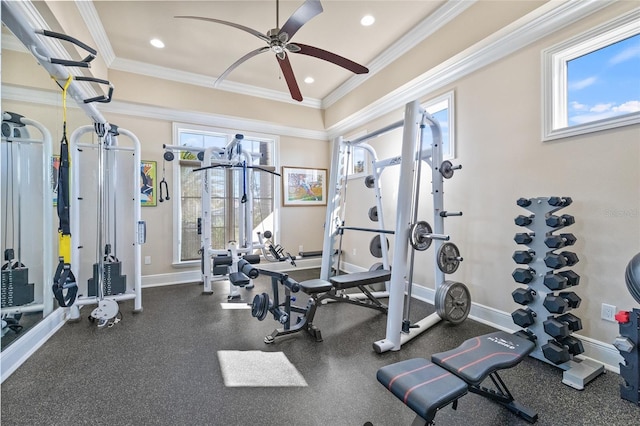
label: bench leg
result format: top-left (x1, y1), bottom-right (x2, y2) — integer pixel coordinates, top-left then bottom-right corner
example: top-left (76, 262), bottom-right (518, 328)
top-left (468, 372), bottom-right (538, 424)
top-left (264, 297), bottom-right (323, 343)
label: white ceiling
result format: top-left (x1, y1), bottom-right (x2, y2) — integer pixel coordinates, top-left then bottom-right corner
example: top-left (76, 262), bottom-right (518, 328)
top-left (88, 0), bottom-right (447, 102)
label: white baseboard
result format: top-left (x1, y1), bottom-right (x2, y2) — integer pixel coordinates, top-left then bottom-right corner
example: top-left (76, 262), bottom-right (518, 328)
top-left (341, 261), bottom-right (623, 373)
top-left (1, 307), bottom-right (67, 384)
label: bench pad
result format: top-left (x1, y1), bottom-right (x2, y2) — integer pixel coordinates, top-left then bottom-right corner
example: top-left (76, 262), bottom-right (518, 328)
top-left (432, 331), bottom-right (535, 386)
top-left (329, 270), bottom-right (391, 290)
top-left (377, 358), bottom-right (467, 422)
top-left (298, 279), bottom-right (333, 295)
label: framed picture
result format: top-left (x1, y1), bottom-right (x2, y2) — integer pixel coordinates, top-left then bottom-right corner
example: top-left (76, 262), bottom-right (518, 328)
top-left (282, 166), bottom-right (327, 206)
top-left (140, 160), bottom-right (157, 207)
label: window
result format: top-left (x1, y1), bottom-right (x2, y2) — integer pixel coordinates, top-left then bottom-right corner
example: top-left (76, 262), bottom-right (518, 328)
top-left (172, 124), bottom-right (278, 264)
top-left (423, 91), bottom-right (455, 160)
top-left (543, 11), bottom-right (640, 140)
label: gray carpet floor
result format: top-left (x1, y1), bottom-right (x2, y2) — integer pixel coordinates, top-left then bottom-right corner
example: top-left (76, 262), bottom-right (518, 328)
top-left (1, 267), bottom-right (638, 425)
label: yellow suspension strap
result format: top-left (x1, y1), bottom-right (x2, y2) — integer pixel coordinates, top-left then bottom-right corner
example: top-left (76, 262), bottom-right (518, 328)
top-left (52, 75), bottom-right (78, 307)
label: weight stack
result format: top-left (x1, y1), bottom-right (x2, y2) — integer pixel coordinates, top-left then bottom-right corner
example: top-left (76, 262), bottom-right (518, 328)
top-left (1, 268), bottom-right (34, 308)
top-left (88, 261), bottom-right (127, 297)
top-left (511, 196), bottom-right (604, 389)
top-left (615, 308), bottom-right (640, 405)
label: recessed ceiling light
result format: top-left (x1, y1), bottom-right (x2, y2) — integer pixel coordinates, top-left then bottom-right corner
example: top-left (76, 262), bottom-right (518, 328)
top-left (150, 38), bottom-right (165, 48)
top-left (304, 76), bottom-right (314, 84)
top-left (360, 15), bottom-right (375, 26)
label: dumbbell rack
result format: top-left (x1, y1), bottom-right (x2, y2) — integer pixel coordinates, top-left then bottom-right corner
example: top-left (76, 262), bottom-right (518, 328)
top-left (511, 196), bottom-right (604, 389)
top-left (615, 309), bottom-right (640, 405)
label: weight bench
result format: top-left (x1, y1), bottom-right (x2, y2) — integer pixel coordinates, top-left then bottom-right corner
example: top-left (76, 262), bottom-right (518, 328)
top-left (377, 331), bottom-right (538, 425)
top-left (319, 269), bottom-right (391, 313)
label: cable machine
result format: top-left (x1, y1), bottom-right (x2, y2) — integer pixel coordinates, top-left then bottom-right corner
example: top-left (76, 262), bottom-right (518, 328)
top-left (1, 112), bottom-right (54, 335)
top-left (67, 124), bottom-right (144, 326)
top-left (321, 99), bottom-right (469, 353)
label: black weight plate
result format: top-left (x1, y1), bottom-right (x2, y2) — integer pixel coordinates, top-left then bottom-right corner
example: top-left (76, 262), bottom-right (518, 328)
top-left (368, 206), bottom-right (379, 222)
top-left (435, 281), bottom-right (471, 324)
top-left (625, 253), bottom-right (640, 304)
top-left (251, 293), bottom-right (269, 321)
top-left (437, 242), bottom-right (461, 274)
top-left (440, 160), bottom-right (454, 179)
top-left (369, 235), bottom-right (389, 258)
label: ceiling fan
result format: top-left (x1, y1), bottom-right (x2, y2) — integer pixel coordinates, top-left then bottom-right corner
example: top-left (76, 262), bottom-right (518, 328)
top-left (175, 0), bottom-right (369, 102)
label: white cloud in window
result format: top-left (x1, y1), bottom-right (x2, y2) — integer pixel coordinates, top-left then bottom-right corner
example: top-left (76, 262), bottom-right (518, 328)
top-left (569, 101), bottom-right (588, 111)
top-left (609, 43), bottom-right (640, 65)
top-left (568, 76), bottom-right (597, 91)
top-left (569, 100), bottom-right (640, 124)
top-left (590, 103), bottom-right (614, 113)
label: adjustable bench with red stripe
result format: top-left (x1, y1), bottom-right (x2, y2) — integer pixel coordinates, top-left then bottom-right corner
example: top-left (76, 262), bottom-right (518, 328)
top-left (377, 331), bottom-right (538, 425)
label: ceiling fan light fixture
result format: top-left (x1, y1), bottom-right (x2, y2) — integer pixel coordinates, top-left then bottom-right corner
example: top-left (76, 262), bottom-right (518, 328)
top-left (150, 38), bottom-right (165, 48)
top-left (360, 15), bottom-right (375, 26)
top-left (304, 76), bottom-right (314, 84)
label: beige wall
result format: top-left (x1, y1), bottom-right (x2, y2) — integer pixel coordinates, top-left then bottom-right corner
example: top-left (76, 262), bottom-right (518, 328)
top-left (334, 2), bottom-right (640, 345)
top-left (2, 1), bottom-right (638, 348)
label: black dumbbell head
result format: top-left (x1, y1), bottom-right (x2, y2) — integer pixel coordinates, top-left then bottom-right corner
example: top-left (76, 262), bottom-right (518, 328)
top-left (542, 340), bottom-right (571, 364)
top-left (511, 308), bottom-right (536, 328)
top-left (513, 329), bottom-right (537, 343)
top-left (543, 294), bottom-right (569, 314)
top-left (560, 336), bottom-right (584, 356)
top-left (514, 233), bottom-right (533, 245)
top-left (513, 250), bottom-right (534, 264)
top-left (544, 253), bottom-right (567, 269)
top-left (515, 215), bottom-right (533, 227)
top-left (544, 318), bottom-right (571, 338)
top-left (558, 313), bottom-right (583, 332)
top-left (544, 273), bottom-right (568, 291)
top-left (560, 233), bottom-right (577, 246)
top-left (561, 251), bottom-right (579, 266)
top-left (517, 198), bottom-right (532, 207)
top-left (512, 288), bottom-right (535, 305)
top-left (558, 270), bottom-right (580, 286)
top-left (559, 291), bottom-right (581, 309)
top-left (512, 268), bottom-right (535, 284)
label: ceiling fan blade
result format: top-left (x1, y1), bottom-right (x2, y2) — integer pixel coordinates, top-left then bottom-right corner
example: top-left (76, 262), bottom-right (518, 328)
top-left (215, 46), bottom-right (270, 87)
top-left (279, 0), bottom-right (323, 41)
top-left (277, 54), bottom-right (303, 102)
top-left (294, 43), bottom-right (369, 74)
top-left (175, 16), bottom-right (270, 43)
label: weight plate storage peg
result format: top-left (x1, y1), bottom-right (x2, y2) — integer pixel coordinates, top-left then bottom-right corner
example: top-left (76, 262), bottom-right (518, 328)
top-left (437, 242), bottom-right (462, 274)
top-left (435, 281), bottom-right (471, 324)
top-left (409, 221), bottom-right (433, 252)
top-left (440, 160), bottom-right (461, 179)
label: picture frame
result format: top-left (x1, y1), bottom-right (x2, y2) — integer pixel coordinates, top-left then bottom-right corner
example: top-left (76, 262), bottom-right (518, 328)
top-left (140, 160), bottom-right (157, 207)
top-left (282, 166), bottom-right (327, 206)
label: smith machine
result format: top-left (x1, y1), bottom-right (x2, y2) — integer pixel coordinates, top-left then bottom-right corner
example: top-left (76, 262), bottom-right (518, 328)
top-left (321, 99), bottom-right (470, 352)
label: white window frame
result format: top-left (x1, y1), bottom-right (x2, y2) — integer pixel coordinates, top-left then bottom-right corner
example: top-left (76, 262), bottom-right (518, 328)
top-left (423, 90), bottom-right (455, 160)
top-left (171, 122), bottom-right (280, 266)
top-left (542, 10), bottom-right (640, 141)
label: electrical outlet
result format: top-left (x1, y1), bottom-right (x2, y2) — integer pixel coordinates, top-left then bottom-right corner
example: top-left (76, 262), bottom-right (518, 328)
top-left (601, 303), bottom-right (616, 322)
top-left (144, 256), bottom-right (151, 265)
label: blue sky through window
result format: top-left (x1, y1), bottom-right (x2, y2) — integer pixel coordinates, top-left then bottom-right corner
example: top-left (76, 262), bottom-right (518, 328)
top-left (567, 33), bottom-right (640, 125)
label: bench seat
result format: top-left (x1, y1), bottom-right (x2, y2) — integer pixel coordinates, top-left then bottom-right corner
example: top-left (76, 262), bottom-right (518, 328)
top-left (329, 269), bottom-right (391, 290)
top-left (298, 279), bottom-right (333, 295)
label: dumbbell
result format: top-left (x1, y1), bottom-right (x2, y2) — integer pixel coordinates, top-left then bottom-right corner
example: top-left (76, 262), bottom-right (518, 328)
top-left (542, 340), bottom-right (571, 364)
top-left (544, 251), bottom-right (579, 269)
top-left (544, 233), bottom-right (577, 249)
top-left (516, 198), bottom-right (532, 207)
top-left (512, 267), bottom-right (535, 284)
top-left (513, 329), bottom-right (537, 343)
top-left (515, 215), bottom-right (534, 227)
top-left (543, 317), bottom-right (571, 338)
top-left (546, 214), bottom-right (575, 228)
top-left (543, 291), bottom-right (581, 314)
top-left (560, 335), bottom-right (584, 356)
top-left (544, 270), bottom-right (581, 290)
top-left (557, 312), bottom-right (583, 332)
top-left (548, 196), bottom-right (573, 207)
top-left (514, 232), bottom-right (534, 245)
top-left (512, 287), bottom-right (536, 305)
top-left (512, 308), bottom-right (536, 328)
top-left (513, 250), bottom-right (535, 264)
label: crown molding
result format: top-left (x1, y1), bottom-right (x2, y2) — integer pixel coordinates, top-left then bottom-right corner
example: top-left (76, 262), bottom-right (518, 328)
top-left (74, 0), bottom-right (115, 66)
top-left (326, 0), bottom-right (616, 139)
top-left (2, 84), bottom-right (328, 141)
top-left (322, 0), bottom-right (476, 109)
top-left (109, 56), bottom-right (322, 109)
